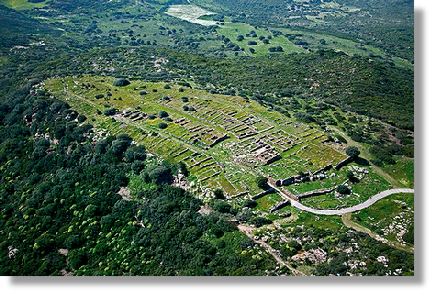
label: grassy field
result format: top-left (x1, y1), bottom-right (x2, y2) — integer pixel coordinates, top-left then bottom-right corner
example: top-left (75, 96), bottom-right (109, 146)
top-left (217, 22), bottom-right (306, 56)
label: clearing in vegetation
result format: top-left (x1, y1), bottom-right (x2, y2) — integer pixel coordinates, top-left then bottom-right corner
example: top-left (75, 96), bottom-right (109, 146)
top-left (44, 75), bottom-right (393, 213)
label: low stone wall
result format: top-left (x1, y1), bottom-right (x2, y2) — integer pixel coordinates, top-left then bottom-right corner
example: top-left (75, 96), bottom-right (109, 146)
top-left (251, 188), bottom-right (275, 200)
top-left (335, 156), bottom-right (353, 170)
top-left (296, 186), bottom-right (337, 200)
top-left (270, 200), bottom-right (291, 213)
top-left (312, 164), bottom-right (333, 176)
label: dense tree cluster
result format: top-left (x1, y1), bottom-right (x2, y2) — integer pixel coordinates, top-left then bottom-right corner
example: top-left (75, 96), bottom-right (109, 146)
top-left (0, 79), bottom-right (283, 275)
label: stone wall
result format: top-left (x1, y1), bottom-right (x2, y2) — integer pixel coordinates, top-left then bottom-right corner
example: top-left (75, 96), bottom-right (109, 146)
top-left (251, 188), bottom-right (275, 200)
top-left (335, 156), bottom-right (353, 170)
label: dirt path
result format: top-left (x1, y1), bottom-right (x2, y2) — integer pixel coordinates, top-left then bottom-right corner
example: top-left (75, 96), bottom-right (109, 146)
top-left (237, 224), bottom-right (306, 276)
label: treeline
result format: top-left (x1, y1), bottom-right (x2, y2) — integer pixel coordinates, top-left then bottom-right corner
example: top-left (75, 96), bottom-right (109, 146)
top-left (167, 49), bottom-right (414, 130)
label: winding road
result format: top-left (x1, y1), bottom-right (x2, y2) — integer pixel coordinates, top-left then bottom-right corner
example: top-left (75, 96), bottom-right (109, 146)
top-left (270, 184), bottom-right (414, 215)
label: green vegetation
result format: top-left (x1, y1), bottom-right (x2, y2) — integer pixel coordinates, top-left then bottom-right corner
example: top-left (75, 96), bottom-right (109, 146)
top-left (0, 0), bottom-right (414, 277)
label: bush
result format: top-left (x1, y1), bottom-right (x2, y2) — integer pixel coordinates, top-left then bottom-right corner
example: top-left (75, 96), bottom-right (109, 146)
top-left (346, 146), bottom-right (360, 158)
top-left (139, 91), bottom-right (147, 95)
top-left (68, 249), bottom-right (88, 270)
top-left (402, 224), bottom-right (414, 244)
top-left (248, 41), bottom-right (257, 45)
top-left (212, 200), bottom-right (235, 215)
top-left (158, 111), bottom-right (169, 118)
top-left (181, 96), bottom-right (188, 102)
top-left (288, 240), bottom-right (302, 251)
top-left (147, 165), bottom-right (172, 185)
top-left (336, 185), bottom-right (350, 195)
top-left (148, 114), bottom-right (156, 120)
top-left (214, 189), bottom-right (224, 199)
top-left (164, 84), bottom-right (171, 89)
top-left (77, 115), bottom-right (87, 123)
top-left (95, 94), bottom-right (104, 99)
top-left (113, 78), bottom-right (130, 87)
top-left (369, 146), bottom-right (395, 165)
top-left (103, 108), bottom-right (116, 116)
top-left (158, 122), bottom-right (168, 129)
top-left (255, 176), bottom-right (269, 189)
top-left (242, 199), bottom-right (257, 208)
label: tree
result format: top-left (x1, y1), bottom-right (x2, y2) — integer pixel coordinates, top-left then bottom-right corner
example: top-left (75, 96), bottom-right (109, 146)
top-left (158, 122), bottom-right (168, 129)
top-left (336, 185), bottom-right (350, 195)
top-left (214, 189), bottom-right (224, 199)
top-left (255, 176), bottom-right (269, 189)
top-left (147, 165), bottom-right (172, 185)
top-left (125, 145), bottom-right (146, 162)
top-left (288, 240), bottom-right (302, 251)
top-left (242, 199), bottom-right (257, 208)
top-left (236, 35), bottom-right (244, 41)
top-left (68, 248), bottom-right (88, 270)
top-left (103, 108), bottom-right (116, 116)
top-left (113, 78), bottom-right (130, 86)
top-left (175, 161), bottom-right (188, 177)
top-left (111, 139), bottom-right (129, 157)
top-left (158, 111), bottom-right (169, 118)
top-left (346, 146), bottom-right (360, 158)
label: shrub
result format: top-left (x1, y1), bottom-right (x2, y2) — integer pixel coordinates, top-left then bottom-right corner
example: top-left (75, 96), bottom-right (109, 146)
top-left (214, 189), bottom-right (224, 199)
top-left (139, 91), bottom-right (147, 95)
top-left (255, 176), bottom-right (269, 189)
top-left (248, 41), bottom-right (257, 45)
top-left (369, 146), bottom-right (395, 165)
top-left (95, 94), bottom-right (104, 99)
top-left (103, 108), bottom-right (116, 116)
top-left (181, 96), bottom-right (188, 102)
top-left (242, 199), bottom-right (257, 208)
top-left (148, 114), bottom-right (156, 120)
top-left (288, 240), bottom-right (302, 251)
top-left (113, 78), bottom-right (130, 87)
top-left (77, 115), bottom-right (87, 123)
top-left (336, 185), bottom-right (350, 195)
top-left (183, 106), bottom-right (189, 111)
top-left (164, 84), bottom-right (171, 89)
top-left (147, 165), bottom-right (172, 185)
top-left (158, 122), bottom-right (168, 129)
top-left (346, 146), bottom-right (360, 158)
top-left (158, 111), bottom-right (169, 118)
